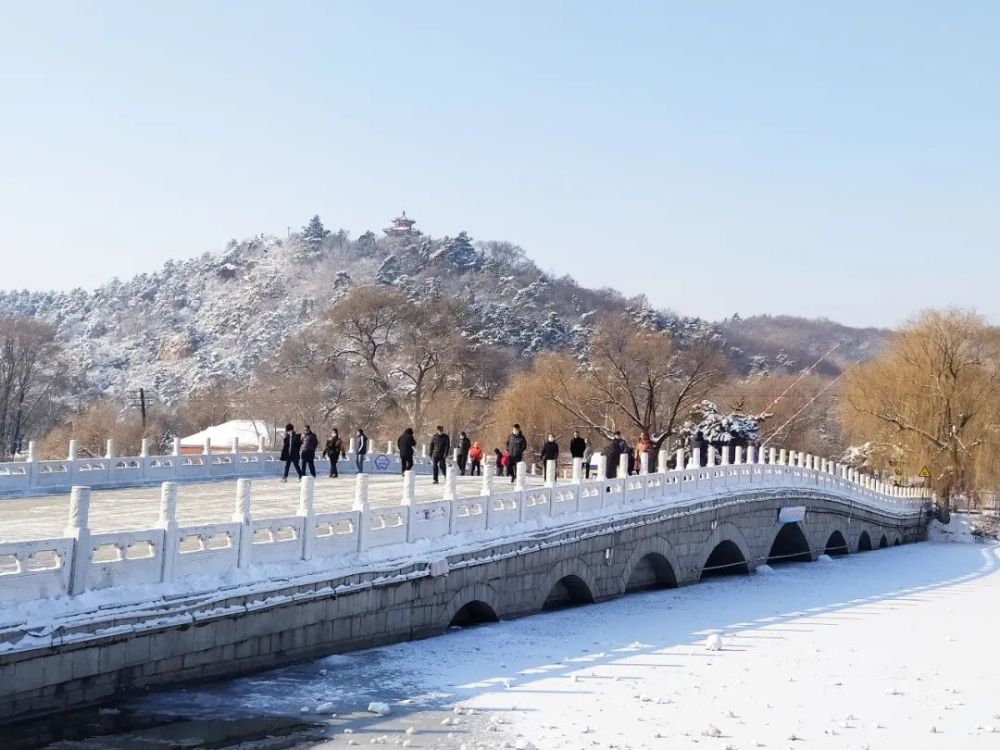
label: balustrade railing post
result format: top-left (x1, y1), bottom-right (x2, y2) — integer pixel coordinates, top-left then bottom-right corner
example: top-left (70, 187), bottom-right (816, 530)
top-left (65, 486), bottom-right (92, 596)
top-left (657, 450), bottom-right (668, 474)
top-left (618, 453), bottom-right (629, 478)
top-left (545, 459), bottom-right (557, 486)
top-left (172, 437), bottom-right (181, 456)
top-left (596, 455), bottom-right (608, 482)
top-left (481, 460), bottom-right (494, 495)
top-left (232, 478), bottom-right (253, 569)
top-left (353, 474), bottom-right (369, 551)
top-left (515, 461), bottom-right (527, 492)
top-left (572, 457), bottom-right (584, 483)
top-left (639, 452), bottom-right (650, 475)
top-left (675, 448), bottom-right (685, 471)
top-left (158, 481), bottom-right (179, 583)
top-left (67, 439), bottom-right (78, 461)
top-left (232, 436), bottom-right (240, 454)
top-left (745, 445), bottom-right (755, 465)
top-left (105, 439), bottom-right (115, 460)
top-left (298, 476), bottom-right (315, 561)
top-left (400, 469), bottom-right (417, 540)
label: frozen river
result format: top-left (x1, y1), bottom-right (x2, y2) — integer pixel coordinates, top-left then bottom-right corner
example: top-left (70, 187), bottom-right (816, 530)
top-left (13, 519), bottom-right (1000, 750)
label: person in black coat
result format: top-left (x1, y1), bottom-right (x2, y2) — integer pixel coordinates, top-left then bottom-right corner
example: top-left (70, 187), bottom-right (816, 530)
top-left (355, 428), bottom-right (368, 473)
top-left (540, 433), bottom-right (559, 481)
top-left (397, 427), bottom-right (416, 474)
top-left (569, 430), bottom-right (586, 461)
top-left (605, 430), bottom-right (626, 479)
top-left (430, 425), bottom-right (451, 484)
top-left (456, 431), bottom-right (471, 475)
top-left (505, 423), bottom-right (528, 483)
top-left (280, 423), bottom-right (303, 481)
top-left (322, 428), bottom-right (343, 478)
top-left (300, 425), bottom-right (319, 478)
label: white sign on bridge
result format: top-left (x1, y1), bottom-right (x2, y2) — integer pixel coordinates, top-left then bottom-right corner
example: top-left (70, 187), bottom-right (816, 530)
top-left (777, 506), bottom-right (807, 524)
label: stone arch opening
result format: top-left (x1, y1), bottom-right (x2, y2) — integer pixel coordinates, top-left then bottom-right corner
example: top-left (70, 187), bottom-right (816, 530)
top-left (542, 575), bottom-right (594, 611)
top-left (701, 540), bottom-right (750, 579)
top-left (878, 535), bottom-right (888, 549)
top-left (625, 553), bottom-right (678, 592)
top-left (894, 538), bottom-right (901, 547)
top-left (448, 600), bottom-right (500, 628)
top-left (767, 524), bottom-right (812, 564)
top-left (824, 530), bottom-right (849, 556)
top-left (857, 530), bottom-right (873, 552)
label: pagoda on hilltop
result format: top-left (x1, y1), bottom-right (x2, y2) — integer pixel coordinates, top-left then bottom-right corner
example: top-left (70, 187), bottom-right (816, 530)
top-left (383, 210), bottom-right (422, 239)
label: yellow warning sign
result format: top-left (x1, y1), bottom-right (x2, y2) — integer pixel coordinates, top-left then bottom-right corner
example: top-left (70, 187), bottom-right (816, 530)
top-left (918, 466), bottom-right (931, 479)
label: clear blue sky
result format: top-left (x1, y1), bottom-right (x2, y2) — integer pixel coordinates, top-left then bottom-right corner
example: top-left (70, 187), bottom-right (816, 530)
top-left (1, 2), bottom-right (998, 327)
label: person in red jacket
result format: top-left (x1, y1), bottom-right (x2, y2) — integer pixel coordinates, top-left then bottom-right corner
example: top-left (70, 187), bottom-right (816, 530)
top-left (468, 441), bottom-right (484, 476)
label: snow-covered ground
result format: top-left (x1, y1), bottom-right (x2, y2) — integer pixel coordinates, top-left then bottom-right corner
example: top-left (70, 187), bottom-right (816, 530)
top-left (29, 520), bottom-right (1000, 750)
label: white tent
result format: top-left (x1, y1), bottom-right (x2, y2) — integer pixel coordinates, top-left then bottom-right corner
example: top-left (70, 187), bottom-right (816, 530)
top-left (180, 419), bottom-right (273, 452)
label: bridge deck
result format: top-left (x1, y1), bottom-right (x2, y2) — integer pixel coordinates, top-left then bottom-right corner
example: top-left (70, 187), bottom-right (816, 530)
top-left (0, 474), bottom-right (542, 543)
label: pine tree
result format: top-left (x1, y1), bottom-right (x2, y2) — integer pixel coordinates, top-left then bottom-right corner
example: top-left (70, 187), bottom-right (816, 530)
top-left (301, 215), bottom-right (330, 250)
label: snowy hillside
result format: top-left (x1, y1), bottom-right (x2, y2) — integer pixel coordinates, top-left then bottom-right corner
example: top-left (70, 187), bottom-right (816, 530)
top-left (0, 216), bottom-right (888, 404)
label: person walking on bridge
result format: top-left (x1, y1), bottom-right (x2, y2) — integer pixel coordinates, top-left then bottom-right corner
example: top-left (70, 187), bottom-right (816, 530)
top-left (506, 424), bottom-right (528, 483)
top-left (635, 431), bottom-right (654, 473)
top-left (300, 425), bottom-right (319, 478)
top-left (280, 423), bottom-right (303, 482)
top-left (605, 430), bottom-right (626, 479)
top-left (456, 431), bottom-right (471, 475)
top-left (468, 441), bottom-right (484, 476)
top-left (430, 425), bottom-right (451, 484)
top-left (569, 430), bottom-right (586, 475)
top-left (322, 428), bottom-right (343, 478)
top-left (397, 427), bottom-right (416, 474)
top-left (355, 428), bottom-right (368, 473)
top-left (540, 433), bottom-right (559, 481)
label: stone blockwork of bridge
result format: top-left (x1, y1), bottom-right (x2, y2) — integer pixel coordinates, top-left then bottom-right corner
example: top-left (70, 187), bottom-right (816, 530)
top-left (0, 467), bottom-right (927, 727)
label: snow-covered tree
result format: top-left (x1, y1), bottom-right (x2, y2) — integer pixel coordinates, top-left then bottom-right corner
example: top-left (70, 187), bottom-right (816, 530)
top-left (301, 215), bottom-right (330, 250)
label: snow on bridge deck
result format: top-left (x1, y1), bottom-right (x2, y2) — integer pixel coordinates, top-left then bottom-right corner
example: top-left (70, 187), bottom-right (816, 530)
top-left (0, 474), bottom-right (544, 543)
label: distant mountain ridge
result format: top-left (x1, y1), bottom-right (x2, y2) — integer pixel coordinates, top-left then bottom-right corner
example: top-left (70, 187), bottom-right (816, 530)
top-left (0, 215), bottom-right (889, 404)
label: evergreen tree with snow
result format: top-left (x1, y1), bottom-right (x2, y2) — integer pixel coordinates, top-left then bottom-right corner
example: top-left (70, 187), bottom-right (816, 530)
top-left (301, 215), bottom-right (330, 250)
top-left (376, 255), bottom-right (402, 285)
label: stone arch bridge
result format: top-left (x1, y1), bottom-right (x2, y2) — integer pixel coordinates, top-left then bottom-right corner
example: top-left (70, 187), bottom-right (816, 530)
top-left (0, 457), bottom-right (929, 725)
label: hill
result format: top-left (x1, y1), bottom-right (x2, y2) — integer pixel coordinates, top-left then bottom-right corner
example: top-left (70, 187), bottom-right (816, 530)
top-left (0, 213), bottom-right (888, 405)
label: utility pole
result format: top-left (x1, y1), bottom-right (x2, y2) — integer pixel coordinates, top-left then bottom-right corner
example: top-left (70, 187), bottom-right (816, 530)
top-left (128, 389), bottom-right (156, 430)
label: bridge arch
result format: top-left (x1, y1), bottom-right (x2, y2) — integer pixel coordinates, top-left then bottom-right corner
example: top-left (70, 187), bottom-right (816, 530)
top-left (878, 534), bottom-right (889, 549)
top-left (535, 558), bottom-right (600, 612)
top-left (766, 522), bottom-right (814, 564)
top-left (857, 529), bottom-right (873, 552)
top-left (442, 584), bottom-right (502, 629)
top-left (699, 522), bottom-right (753, 580)
top-left (824, 529), bottom-right (850, 556)
top-left (620, 536), bottom-right (681, 593)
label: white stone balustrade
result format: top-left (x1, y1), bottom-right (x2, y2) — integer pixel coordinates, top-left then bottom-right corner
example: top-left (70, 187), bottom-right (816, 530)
top-left (0, 445), bottom-right (933, 606)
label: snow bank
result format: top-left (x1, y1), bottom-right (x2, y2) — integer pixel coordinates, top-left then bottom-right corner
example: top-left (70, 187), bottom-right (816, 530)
top-left (929, 513), bottom-right (989, 544)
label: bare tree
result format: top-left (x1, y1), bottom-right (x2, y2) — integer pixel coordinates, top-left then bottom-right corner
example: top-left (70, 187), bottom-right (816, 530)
top-left (0, 317), bottom-right (61, 459)
top-left (321, 286), bottom-right (473, 434)
top-left (541, 319), bottom-right (725, 443)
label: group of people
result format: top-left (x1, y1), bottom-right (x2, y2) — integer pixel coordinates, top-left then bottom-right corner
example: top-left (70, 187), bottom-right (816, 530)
top-left (279, 424), bottom-right (368, 480)
top-left (278, 421), bottom-right (664, 484)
